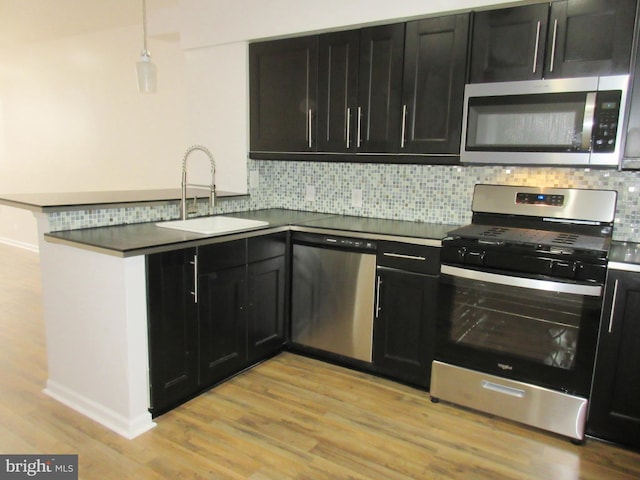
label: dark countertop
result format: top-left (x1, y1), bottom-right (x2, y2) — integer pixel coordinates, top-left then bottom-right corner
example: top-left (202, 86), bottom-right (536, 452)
top-left (0, 189), bottom-right (245, 213)
top-left (45, 209), bottom-right (459, 257)
top-left (609, 241), bottom-right (640, 272)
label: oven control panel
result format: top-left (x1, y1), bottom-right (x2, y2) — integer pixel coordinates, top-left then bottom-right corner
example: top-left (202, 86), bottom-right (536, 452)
top-left (516, 192), bottom-right (564, 206)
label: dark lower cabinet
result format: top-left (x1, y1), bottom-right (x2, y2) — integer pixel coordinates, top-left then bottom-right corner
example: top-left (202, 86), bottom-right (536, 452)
top-left (146, 247), bottom-right (199, 415)
top-left (373, 242), bottom-right (440, 387)
top-left (248, 255), bottom-right (286, 364)
top-left (587, 269), bottom-right (640, 449)
top-left (147, 233), bottom-right (287, 416)
top-left (198, 263), bottom-right (247, 387)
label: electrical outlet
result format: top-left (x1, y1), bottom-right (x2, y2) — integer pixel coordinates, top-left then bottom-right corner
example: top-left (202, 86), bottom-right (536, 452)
top-left (351, 189), bottom-right (363, 208)
top-left (305, 185), bottom-right (316, 202)
top-left (249, 170), bottom-right (259, 189)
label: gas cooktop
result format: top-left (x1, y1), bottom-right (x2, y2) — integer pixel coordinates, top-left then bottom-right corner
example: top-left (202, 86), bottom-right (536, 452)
top-left (447, 224), bottom-right (611, 253)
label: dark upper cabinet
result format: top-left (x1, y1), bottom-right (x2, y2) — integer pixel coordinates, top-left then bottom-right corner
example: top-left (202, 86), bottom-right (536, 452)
top-left (146, 248), bottom-right (199, 415)
top-left (249, 36), bottom-right (318, 152)
top-left (316, 24), bottom-right (405, 153)
top-left (545, 0), bottom-right (636, 78)
top-left (401, 14), bottom-right (470, 154)
top-left (253, 18), bottom-right (469, 159)
top-left (470, 0), bottom-right (636, 82)
top-left (316, 30), bottom-right (360, 152)
top-left (470, 3), bottom-right (550, 82)
top-left (357, 24), bottom-right (406, 153)
top-left (587, 269), bottom-right (640, 449)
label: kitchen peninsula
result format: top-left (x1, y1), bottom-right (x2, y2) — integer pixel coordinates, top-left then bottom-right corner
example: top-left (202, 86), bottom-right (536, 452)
top-left (0, 190), bottom-right (454, 439)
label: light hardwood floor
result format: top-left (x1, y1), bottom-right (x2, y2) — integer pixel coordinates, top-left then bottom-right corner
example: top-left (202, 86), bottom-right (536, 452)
top-left (1, 243), bottom-right (639, 479)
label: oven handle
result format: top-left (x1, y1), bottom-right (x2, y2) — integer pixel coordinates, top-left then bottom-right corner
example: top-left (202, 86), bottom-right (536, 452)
top-left (441, 265), bottom-right (603, 297)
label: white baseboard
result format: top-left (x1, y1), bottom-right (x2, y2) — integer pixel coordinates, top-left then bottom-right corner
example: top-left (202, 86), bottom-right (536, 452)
top-left (0, 236), bottom-right (38, 253)
top-left (44, 380), bottom-right (156, 440)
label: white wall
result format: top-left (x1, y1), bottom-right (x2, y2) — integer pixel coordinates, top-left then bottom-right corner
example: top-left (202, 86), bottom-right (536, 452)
top-left (180, 0), bottom-right (523, 48)
top-left (0, 23), bottom-right (188, 249)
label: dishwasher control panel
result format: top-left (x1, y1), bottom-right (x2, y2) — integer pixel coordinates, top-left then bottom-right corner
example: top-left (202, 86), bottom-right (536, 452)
top-left (293, 232), bottom-right (377, 252)
top-left (325, 236), bottom-right (376, 250)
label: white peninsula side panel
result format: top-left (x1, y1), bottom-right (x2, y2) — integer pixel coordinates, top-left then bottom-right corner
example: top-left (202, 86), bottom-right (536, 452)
top-left (38, 223), bottom-right (155, 439)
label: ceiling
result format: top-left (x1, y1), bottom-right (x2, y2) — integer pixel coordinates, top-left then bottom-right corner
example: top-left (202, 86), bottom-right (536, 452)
top-left (0, 0), bottom-right (178, 49)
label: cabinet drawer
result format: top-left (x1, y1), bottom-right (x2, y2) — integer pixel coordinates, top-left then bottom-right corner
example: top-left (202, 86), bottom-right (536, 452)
top-left (377, 241), bottom-right (440, 274)
top-left (198, 239), bottom-right (247, 272)
top-left (248, 232), bottom-right (287, 263)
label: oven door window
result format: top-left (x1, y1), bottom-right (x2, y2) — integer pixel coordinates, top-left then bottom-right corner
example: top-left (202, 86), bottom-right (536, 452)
top-left (436, 271), bottom-right (602, 394)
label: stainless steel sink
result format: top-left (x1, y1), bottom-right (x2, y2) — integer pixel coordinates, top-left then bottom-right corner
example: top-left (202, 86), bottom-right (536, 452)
top-left (156, 216), bottom-right (268, 235)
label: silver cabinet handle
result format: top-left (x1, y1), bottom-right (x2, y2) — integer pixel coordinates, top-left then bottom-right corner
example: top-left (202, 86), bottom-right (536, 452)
top-left (608, 279), bottom-right (619, 333)
top-left (308, 109), bottom-right (313, 148)
top-left (356, 106), bottom-right (362, 149)
top-left (190, 254), bottom-right (198, 303)
top-left (375, 275), bottom-right (382, 318)
top-left (400, 104), bottom-right (408, 149)
top-left (532, 21), bottom-right (541, 74)
top-left (383, 252), bottom-right (426, 261)
top-left (549, 19), bottom-right (558, 73)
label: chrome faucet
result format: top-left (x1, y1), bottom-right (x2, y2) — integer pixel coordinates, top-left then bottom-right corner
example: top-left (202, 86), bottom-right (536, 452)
top-left (181, 145), bottom-right (216, 220)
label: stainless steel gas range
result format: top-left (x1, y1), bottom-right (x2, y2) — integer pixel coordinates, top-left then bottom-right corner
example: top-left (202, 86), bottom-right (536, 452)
top-left (430, 184), bottom-right (617, 442)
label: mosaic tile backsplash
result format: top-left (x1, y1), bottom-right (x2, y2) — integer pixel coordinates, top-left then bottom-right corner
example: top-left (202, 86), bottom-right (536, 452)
top-left (48, 160), bottom-right (640, 243)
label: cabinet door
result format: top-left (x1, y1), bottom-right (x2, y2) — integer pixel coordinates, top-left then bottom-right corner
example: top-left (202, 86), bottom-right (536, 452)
top-left (357, 24), bottom-right (405, 152)
top-left (198, 264), bottom-right (247, 387)
top-left (248, 255), bottom-right (286, 363)
top-left (197, 240), bottom-right (247, 387)
top-left (401, 14), bottom-right (469, 155)
top-left (249, 35), bottom-right (318, 152)
top-left (146, 248), bottom-right (199, 415)
top-left (317, 30), bottom-right (360, 152)
top-left (373, 267), bottom-right (437, 387)
top-left (544, 0), bottom-right (636, 78)
top-left (587, 270), bottom-right (640, 449)
top-left (469, 3), bottom-right (549, 82)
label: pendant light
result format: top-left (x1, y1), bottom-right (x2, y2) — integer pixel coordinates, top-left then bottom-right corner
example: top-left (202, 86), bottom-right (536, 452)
top-left (136, 0), bottom-right (157, 93)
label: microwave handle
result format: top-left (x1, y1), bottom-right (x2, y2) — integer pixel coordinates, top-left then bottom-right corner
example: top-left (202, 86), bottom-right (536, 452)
top-left (582, 92), bottom-right (597, 151)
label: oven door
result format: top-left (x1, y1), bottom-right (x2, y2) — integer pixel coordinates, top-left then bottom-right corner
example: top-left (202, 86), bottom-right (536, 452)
top-left (436, 265), bottom-right (603, 396)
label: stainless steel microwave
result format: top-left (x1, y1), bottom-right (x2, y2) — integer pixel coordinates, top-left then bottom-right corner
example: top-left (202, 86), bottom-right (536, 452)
top-left (460, 75), bottom-right (629, 166)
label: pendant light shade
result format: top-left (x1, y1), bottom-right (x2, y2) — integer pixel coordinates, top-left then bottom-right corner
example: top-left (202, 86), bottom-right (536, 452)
top-left (136, 0), bottom-right (157, 93)
top-left (137, 51), bottom-right (157, 93)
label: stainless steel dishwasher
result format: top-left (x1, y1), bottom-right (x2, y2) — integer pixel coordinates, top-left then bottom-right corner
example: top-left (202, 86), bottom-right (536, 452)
top-left (291, 232), bottom-right (377, 363)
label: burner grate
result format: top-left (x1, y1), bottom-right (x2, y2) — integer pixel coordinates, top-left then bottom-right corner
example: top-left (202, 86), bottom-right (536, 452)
top-left (551, 233), bottom-right (579, 246)
top-left (479, 227), bottom-right (509, 238)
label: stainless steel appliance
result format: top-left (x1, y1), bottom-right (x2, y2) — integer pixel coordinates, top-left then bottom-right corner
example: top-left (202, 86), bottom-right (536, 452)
top-left (291, 232), bottom-right (377, 363)
top-left (460, 75), bottom-right (629, 166)
top-left (431, 184), bottom-right (617, 442)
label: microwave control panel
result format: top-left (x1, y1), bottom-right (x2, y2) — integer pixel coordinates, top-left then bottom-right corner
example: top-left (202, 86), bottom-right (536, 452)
top-left (592, 90), bottom-right (622, 152)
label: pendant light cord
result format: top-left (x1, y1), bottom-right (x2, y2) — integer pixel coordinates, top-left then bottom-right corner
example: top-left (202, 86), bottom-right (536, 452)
top-left (142, 0), bottom-right (149, 54)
